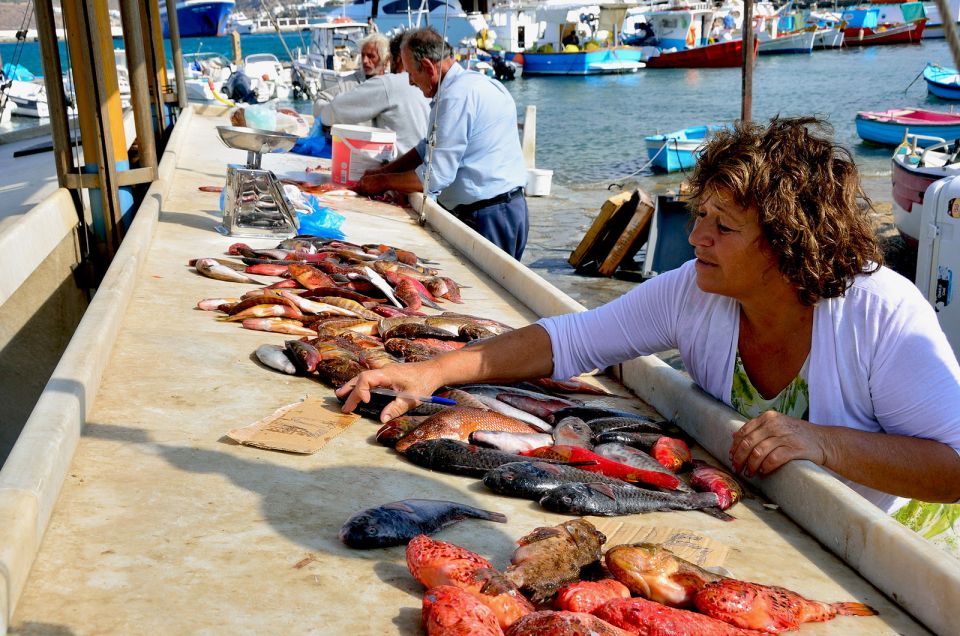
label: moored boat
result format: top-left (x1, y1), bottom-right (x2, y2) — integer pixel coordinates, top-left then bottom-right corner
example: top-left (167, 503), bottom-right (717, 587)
top-left (159, 0), bottom-right (235, 38)
top-left (923, 62), bottom-right (960, 99)
top-left (757, 28), bottom-right (816, 54)
top-left (521, 47), bottom-right (644, 75)
top-left (645, 38), bottom-right (754, 69)
top-left (644, 124), bottom-right (728, 173)
top-left (856, 108), bottom-right (960, 146)
top-left (841, 3), bottom-right (927, 45)
top-left (891, 133), bottom-right (960, 244)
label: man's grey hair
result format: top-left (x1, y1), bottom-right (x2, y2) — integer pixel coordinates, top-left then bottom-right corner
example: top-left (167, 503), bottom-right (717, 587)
top-left (360, 32), bottom-right (390, 68)
top-left (401, 28), bottom-right (453, 70)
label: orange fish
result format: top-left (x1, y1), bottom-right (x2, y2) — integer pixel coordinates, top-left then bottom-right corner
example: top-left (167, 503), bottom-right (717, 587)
top-left (406, 535), bottom-right (533, 629)
top-left (421, 586), bottom-right (504, 636)
top-left (395, 408), bottom-right (537, 453)
top-left (553, 579), bottom-right (631, 614)
top-left (504, 610), bottom-right (633, 636)
top-left (594, 597), bottom-right (765, 636)
top-left (241, 318), bottom-right (316, 336)
top-left (287, 263), bottom-right (335, 290)
top-left (694, 579), bottom-right (877, 633)
top-left (652, 437), bottom-right (692, 472)
top-left (605, 543), bottom-right (721, 608)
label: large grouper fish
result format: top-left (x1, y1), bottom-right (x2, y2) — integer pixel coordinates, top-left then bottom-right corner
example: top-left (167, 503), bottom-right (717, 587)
top-left (339, 499), bottom-right (507, 549)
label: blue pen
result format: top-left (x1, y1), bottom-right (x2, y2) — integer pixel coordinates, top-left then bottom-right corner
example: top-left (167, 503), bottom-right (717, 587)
top-left (370, 388), bottom-right (457, 406)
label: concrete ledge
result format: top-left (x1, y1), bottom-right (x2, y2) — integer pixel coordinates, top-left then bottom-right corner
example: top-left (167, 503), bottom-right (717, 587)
top-left (409, 193), bottom-right (585, 318)
top-left (0, 106), bottom-right (194, 635)
top-left (0, 189), bottom-right (78, 307)
top-left (617, 355), bottom-right (959, 636)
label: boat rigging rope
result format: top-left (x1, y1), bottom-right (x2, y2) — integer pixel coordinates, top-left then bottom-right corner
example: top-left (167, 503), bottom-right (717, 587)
top-left (0, 0), bottom-right (35, 118)
top-left (417, 0), bottom-right (452, 225)
top-left (903, 67), bottom-right (925, 94)
top-left (607, 138), bottom-right (682, 190)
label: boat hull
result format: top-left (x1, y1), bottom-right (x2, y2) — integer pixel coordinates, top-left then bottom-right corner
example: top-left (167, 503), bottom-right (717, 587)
top-left (813, 27), bottom-right (845, 49)
top-left (521, 48), bottom-right (644, 75)
top-left (645, 125), bottom-right (726, 173)
top-left (160, 1), bottom-right (235, 38)
top-left (843, 19), bottom-right (926, 45)
top-left (924, 63), bottom-right (960, 100)
top-left (758, 30), bottom-right (816, 55)
top-left (645, 39), bottom-right (755, 69)
top-left (892, 156), bottom-right (939, 242)
top-left (856, 114), bottom-right (960, 146)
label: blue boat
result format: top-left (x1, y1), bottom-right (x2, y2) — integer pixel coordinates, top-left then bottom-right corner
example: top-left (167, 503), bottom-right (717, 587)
top-left (159, 0), bottom-right (235, 38)
top-left (521, 48), bottom-right (644, 76)
top-left (924, 63), bottom-right (960, 100)
top-left (644, 125), bottom-right (727, 173)
top-left (855, 108), bottom-right (960, 146)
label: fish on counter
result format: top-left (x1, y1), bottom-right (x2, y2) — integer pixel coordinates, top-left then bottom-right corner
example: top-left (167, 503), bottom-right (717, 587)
top-left (470, 431), bottom-right (555, 454)
top-left (694, 578), bottom-right (877, 633)
top-left (421, 586), bottom-right (504, 636)
top-left (376, 416), bottom-right (429, 447)
top-left (652, 436), bottom-right (692, 472)
top-left (690, 460), bottom-right (745, 510)
top-left (548, 406), bottom-right (659, 425)
top-left (394, 408), bottom-right (539, 453)
top-left (529, 377), bottom-right (615, 396)
top-left (591, 444), bottom-right (693, 492)
top-left (494, 519), bottom-right (607, 604)
top-left (496, 393), bottom-right (576, 420)
top-left (471, 394), bottom-right (553, 432)
top-left (194, 258), bottom-right (263, 284)
top-left (241, 318), bottom-right (316, 336)
top-left (593, 430), bottom-right (665, 448)
top-left (339, 499), bottom-right (507, 549)
top-left (521, 446), bottom-right (683, 491)
top-left (553, 579), bottom-right (631, 613)
top-left (594, 597), bottom-right (764, 636)
top-left (483, 461), bottom-right (636, 501)
top-left (503, 610), bottom-right (633, 636)
top-left (404, 439), bottom-right (539, 478)
top-left (604, 543), bottom-right (723, 608)
top-left (552, 417), bottom-right (593, 449)
top-left (538, 482), bottom-right (721, 517)
top-left (254, 344), bottom-right (297, 375)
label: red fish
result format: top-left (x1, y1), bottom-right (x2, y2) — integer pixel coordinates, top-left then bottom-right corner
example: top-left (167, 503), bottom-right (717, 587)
top-left (690, 461), bottom-right (744, 510)
top-left (241, 318), bottom-right (316, 336)
top-left (694, 579), bottom-right (878, 633)
top-left (554, 580), bottom-right (631, 613)
top-left (520, 445), bottom-right (683, 491)
top-left (504, 611), bottom-right (633, 636)
top-left (394, 278), bottom-right (423, 311)
top-left (594, 597), bottom-right (766, 635)
top-left (245, 263), bottom-right (289, 276)
top-left (497, 393), bottom-right (573, 419)
top-left (265, 279), bottom-right (301, 289)
top-left (287, 263), bottom-right (336, 290)
top-left (422, 586), bottom-right (504, 636)
top-left (604, 543), bottom-right (721, 608)
top-left (651, 437), bottom-right (692, 472)
top-left (395, 409), bottom-right (537, 453)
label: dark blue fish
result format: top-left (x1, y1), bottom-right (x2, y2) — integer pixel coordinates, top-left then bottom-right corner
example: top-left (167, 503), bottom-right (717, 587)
top-left (339, 499), bottom-right (507, 549)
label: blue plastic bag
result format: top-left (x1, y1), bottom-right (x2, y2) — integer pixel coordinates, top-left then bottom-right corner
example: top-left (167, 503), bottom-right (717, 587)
top-left (297, 195), bottom-right (346, 239)
top-left (290, 119), bottom-right (331, 158)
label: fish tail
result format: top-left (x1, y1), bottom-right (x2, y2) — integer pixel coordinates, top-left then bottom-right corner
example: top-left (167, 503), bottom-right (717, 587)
top-left (478, 510), bottom-right (508, 523)
top-left (832, 601), bottom-right (878, 617)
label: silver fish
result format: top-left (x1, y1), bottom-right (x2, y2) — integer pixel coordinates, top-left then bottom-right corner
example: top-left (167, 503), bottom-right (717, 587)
top-left (195, 258), bottom-right (263, 284)
top-left (473, 394), bottom-right (552, 432)
top-left (470, 430), bottom-right (554, 454)
top-left (553, 416), bottom-right (593, 449)
top-left (539, 482), bottom-right (720, 516)
top-left (362, 265), bottom-right (403, 308)
top-left (254, 344), bottom-right (297, 374)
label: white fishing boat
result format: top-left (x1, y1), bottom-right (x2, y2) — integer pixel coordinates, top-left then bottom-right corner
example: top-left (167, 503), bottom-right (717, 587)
top-left (181, 52), bottom-right (235, 102)
top-left (241, 53), bottom-right (292, 101)
top-left (323, 0), bottom-right (488, 45)
top-left (806, 11), bottom-right (846, 49)
top-left (291, 21), bottom-right (370, 99)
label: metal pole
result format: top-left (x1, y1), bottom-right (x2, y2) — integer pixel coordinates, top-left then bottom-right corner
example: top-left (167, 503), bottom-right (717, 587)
top-left (741, 0), bottom-right (754, 123)
top-left (165, 0), bottom-right (189, 109)
top-left (934, 0), bottom-right (960, 69)
top-left (33, 0), bottom-right (75, 186)
top-left (119, 0), bottom-right (158, 172)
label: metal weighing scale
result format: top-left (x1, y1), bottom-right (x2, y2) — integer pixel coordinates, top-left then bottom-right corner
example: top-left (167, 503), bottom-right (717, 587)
top-left (215, 125), bottom-right (300, 239)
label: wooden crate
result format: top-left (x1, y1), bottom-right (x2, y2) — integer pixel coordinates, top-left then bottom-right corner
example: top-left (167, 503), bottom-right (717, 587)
top-left (569, 190), bottom-right (639, 271)
top-left (597, 189), bottom-right (655, 276)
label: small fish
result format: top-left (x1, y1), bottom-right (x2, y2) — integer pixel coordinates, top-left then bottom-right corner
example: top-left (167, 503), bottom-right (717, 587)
top-left (593, 431), bottom-right (664, 448)
top-left (691, 460), bottom-right (744, 510)
top-left (245, 263), bottom-right (289, 276)
top-left (194, 258), bottom-right (262, 284)
top-left (470, 431), bottom-right (555, 454)
top-left (404, 440), bottom-right (535, 478)
top-left (539, 482), bottom-right (721, 517)
top-left (595, 597), bottom-right (764, 636)
top-left (583, 416), bottom-right (666, 435)
top-left (504, 611), bottom-right (633, 636)
top-left (222, 304), bottom-right (304, 322)
top-left (254, 344), bottom-right (297, 375)
top-left (472, 395), bottom-right (552, 432)
top-left (241, 318), bottom-right (316, 336)
top-left (227, 294), bottom-right (299, 315)
top-left (604, 543), bottom-right (722, 608)
top-left (280, 290), bottom-right (359, 317)
top-left (530, 377), bottom-right (614, 396)
top-left (437, 389), bottom-right (490, 411)
top-left (552, 417), bottom-right (593, 449)
top-left (548, 406), bottom-right (658, 425)
top-left (652, 436), bottom-right (692, 472)
top-left (339, 499), bottom-right (506, 549)
top-left (196, 297), bottom-right (239, 311)
top-left (497, 393), bottom-right (574, 419)
top-left (376, 416), bottom-right (429, 447)
top-left (287, 263), bottom-right (336, 290)
top-left (554, 579), bottom-right (631, 614)
top-left (285, 339), bottom-right (320, 373)
top-left (358, 347), bottom-right (399, 370)
top-left (362, 265), bottom-right (403, 307)
top-left (421, 586), bottom-right (504, 636)
top-left (695, 579), bottom-right (878, 633)
top-left (592, 443), bottom-right (693, 492)
top-left (522, 446), bottom-right (682, 491)
top-left (315, 357), bottom-right (365, 387)
top-left (395, 408), bottom-right (537, 453)
top-left (483, 461), bottom-right (634, 501)
top-left (408, 535), bottom-right (494, 592)
top-left (382, 322), bottom-right (456, 341)
top-left (496, 519), bottom-right (607, 603)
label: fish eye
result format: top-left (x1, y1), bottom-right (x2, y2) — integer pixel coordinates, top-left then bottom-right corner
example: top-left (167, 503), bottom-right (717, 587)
top-left (366, 526), bottom-right (378, 535)
top-left (561, 496), bottom-right (572, 505)
top-left (504, 474), bottom-right (514, 482)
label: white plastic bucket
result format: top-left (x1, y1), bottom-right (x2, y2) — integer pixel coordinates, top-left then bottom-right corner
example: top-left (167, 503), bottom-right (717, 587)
top-left (526, 168), bottom-right (553, 197)
top-left (331, 124), bottom-right (397, 186)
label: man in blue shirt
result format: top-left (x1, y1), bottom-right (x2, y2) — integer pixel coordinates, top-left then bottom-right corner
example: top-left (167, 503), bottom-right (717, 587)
top-left (354, 28), bottom-right (529, 260)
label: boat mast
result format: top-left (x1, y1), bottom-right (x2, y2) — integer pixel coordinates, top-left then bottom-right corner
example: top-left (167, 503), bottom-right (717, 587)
top-left (741, 0), bottom-right (754, 122)
top-left (933, 0), bottom-right (960, 70)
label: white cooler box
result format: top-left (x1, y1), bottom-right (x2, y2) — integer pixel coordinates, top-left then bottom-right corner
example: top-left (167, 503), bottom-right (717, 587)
top-left (916, 175), bottom-right (960, 356)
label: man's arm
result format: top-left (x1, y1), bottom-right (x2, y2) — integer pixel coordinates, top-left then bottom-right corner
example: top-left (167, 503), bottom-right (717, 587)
top-left (354, 148), bottom-right (425, 194)
top-left (316, 78), bottom-right (386, 127)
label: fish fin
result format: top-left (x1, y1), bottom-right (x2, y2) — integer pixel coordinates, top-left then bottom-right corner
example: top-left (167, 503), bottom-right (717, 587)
top-left (380, 501), bottom-right (417, 514)
top-left (537, 462), bottom-right (566, 476)
top-left (477, 509), bottom-right (508, 523)
top-left (477, 569), bottom-right (519, 596)
top-left (587, 483), bottom-right (617, 501)
top-left (418, 292), bottom-right (442, 310)
top-left (564, 460), bottom-right (600, 467)
top-left (699, 506), bottom-right (736, 522)
top-left (832, 602), bottom-right (878, 617)
top-left (516, 526), bottom-right (564, 546)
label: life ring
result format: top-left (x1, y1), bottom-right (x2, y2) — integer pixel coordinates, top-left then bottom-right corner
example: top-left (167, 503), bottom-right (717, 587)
top-left (686, 26), bottom-right (696, 47)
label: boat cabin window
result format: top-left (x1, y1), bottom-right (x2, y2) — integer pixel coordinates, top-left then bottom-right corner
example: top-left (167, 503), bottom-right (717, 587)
top-left (381, 0), bottom-right (450, 14)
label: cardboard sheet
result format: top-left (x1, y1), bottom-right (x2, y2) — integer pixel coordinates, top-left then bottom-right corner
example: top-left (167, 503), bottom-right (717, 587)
top-left (226, 396), bottom-right (359, 454)
top-left (589, 518), bottom-right (729, 568)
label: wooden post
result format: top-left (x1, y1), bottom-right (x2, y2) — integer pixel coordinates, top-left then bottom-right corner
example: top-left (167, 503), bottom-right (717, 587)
top-left (741, 0), bottom-right (754, 123)
top-left (521, 105), bottom-right (536, 170)
top-left (934, 0), bottom-right (960, 70)
top-left (33, 0), bottom-right (75, 187)
top-left (165, 0), bottom-right (189, 109)
top-left (119, 0), bottom-right (158, 173)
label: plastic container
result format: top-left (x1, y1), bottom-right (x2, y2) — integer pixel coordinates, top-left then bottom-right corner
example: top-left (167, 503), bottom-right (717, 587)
top-left (331, 124), bottom-right (397, 186)
top-left (526, 168), bottom-right (553, 197)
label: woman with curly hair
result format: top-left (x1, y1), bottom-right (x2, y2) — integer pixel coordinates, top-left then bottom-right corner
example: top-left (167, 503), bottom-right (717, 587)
top-left (339, 117), bottom-right (960, 514)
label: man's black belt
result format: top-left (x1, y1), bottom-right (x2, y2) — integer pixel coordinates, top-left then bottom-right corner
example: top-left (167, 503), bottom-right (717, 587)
top-left (453, 186), bottom-right (524, 216)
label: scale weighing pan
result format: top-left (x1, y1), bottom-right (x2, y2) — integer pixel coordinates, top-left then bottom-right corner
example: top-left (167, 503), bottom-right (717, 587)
top-left (216, 125), bottom-right (299, 154)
